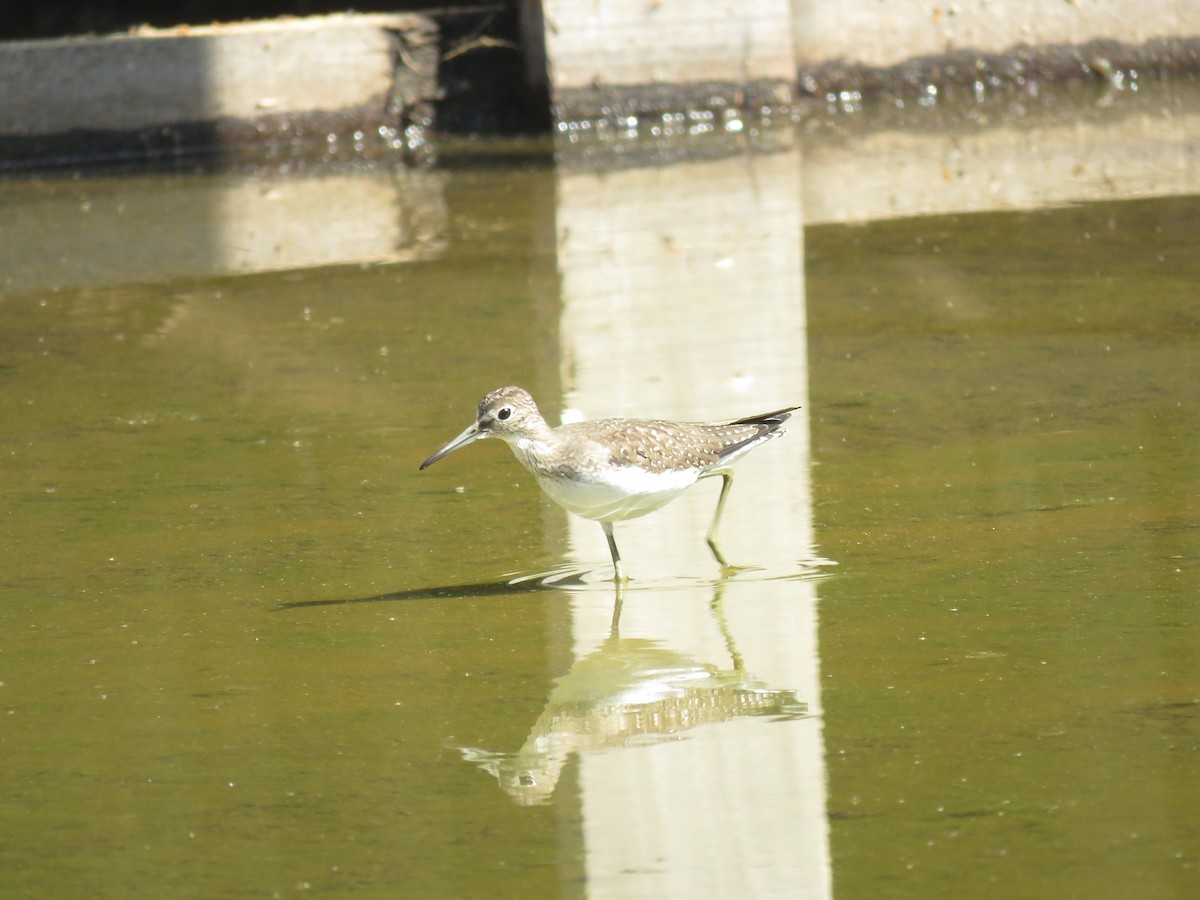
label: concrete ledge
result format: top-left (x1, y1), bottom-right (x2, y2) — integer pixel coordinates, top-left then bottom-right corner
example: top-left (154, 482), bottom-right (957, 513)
top-left (525, 0), bottom-right (1200, 124)
top-left (793, 0), bottom-right (1200, 73)
top-left (0, 14), bottom-right (438, 166)
top-left (799, 36), bottom-right (1200, 96)
top-left (3, 4), bottom-right (1199, 162)
top-left (552, 79), bottom-right (795, 130)
top-left (525, 0), bottom-right (797, 124)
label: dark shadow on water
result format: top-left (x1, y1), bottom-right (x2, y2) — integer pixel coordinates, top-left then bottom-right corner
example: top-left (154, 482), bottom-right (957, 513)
top-left (274, 565), bottom-right (593, 610)
top-left (275, 560), bottom-right (834, 611)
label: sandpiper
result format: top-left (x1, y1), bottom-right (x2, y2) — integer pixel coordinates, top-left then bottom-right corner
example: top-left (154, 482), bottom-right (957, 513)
top-left (419, 386), bottom-right (799, 580)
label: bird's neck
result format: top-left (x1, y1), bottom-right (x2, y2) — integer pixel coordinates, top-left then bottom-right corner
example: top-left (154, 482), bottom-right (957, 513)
top-left (508, 428), bottom-right (583, 479)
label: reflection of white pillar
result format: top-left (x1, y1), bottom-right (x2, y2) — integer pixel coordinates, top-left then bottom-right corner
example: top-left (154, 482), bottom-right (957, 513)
top-left (556, 143), bottom-right (811, 578)
top-left (554, 141), bottom-right (830, 898)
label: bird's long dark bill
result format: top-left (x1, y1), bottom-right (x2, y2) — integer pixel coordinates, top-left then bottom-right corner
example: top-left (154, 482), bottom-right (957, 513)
top-left (419, 424), bottom-right (482, 470)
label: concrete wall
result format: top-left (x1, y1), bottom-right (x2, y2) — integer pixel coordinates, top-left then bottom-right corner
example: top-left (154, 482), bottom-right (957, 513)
top-left (1, 3), bottom-right (1198, 161)
top-left (525, 0), bottom-right (797, 122)
top-left (0, 14), bottom-right (437, 164)
top-left (794, 0), bottom-right (1200, 70)
top-left (529, 0), bottom-right (1200, 121)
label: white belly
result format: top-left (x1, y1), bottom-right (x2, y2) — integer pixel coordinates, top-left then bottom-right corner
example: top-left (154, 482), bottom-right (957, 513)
top-left (534, 467), bottom-right (698, 523)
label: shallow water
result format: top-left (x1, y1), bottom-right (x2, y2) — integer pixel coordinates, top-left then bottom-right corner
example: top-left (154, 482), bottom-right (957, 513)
top-left (2, 87), bottom-right (1198, 898)
top-left (806, 200), bottom-right (1200, 898)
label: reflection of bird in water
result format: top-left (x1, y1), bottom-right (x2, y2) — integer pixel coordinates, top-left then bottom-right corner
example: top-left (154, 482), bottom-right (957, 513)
top-left (420, 386), bottom-right (799, 580)
top-left (458, 586), bottom-right (810, 806)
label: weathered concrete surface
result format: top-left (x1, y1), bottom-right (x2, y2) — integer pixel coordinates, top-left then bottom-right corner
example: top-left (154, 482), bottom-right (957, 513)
top-left (523, 0), bottom-right (797, 123)
top-left (794, 0), bottom-right (1200, 92)
top-left (0, 14), bottom-right (438, 165)
top-left (524, 0), bottom-right (1200, 123)
top-left (794, 0), bottom-right (1200, 71)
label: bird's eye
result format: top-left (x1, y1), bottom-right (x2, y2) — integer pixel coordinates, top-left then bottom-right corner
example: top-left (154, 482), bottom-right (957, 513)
top-left (497, 407), bottom-right (512, 421)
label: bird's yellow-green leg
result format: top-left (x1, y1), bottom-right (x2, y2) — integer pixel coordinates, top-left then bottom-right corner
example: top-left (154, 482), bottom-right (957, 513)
top-left (601, 520), bottom-right (628, 582)
top-left (703, 469), bottom-right (738, 569)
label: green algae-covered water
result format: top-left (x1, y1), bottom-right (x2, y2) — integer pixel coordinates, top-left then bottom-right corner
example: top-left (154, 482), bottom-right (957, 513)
top-left (1, 103), bottom-right (1197, 897)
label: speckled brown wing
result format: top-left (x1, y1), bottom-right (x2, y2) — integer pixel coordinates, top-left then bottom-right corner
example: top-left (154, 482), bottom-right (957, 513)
top-left (596, 419), bottom-right (727, 474)
top-left (591, 406), bottom-right (798, 474)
